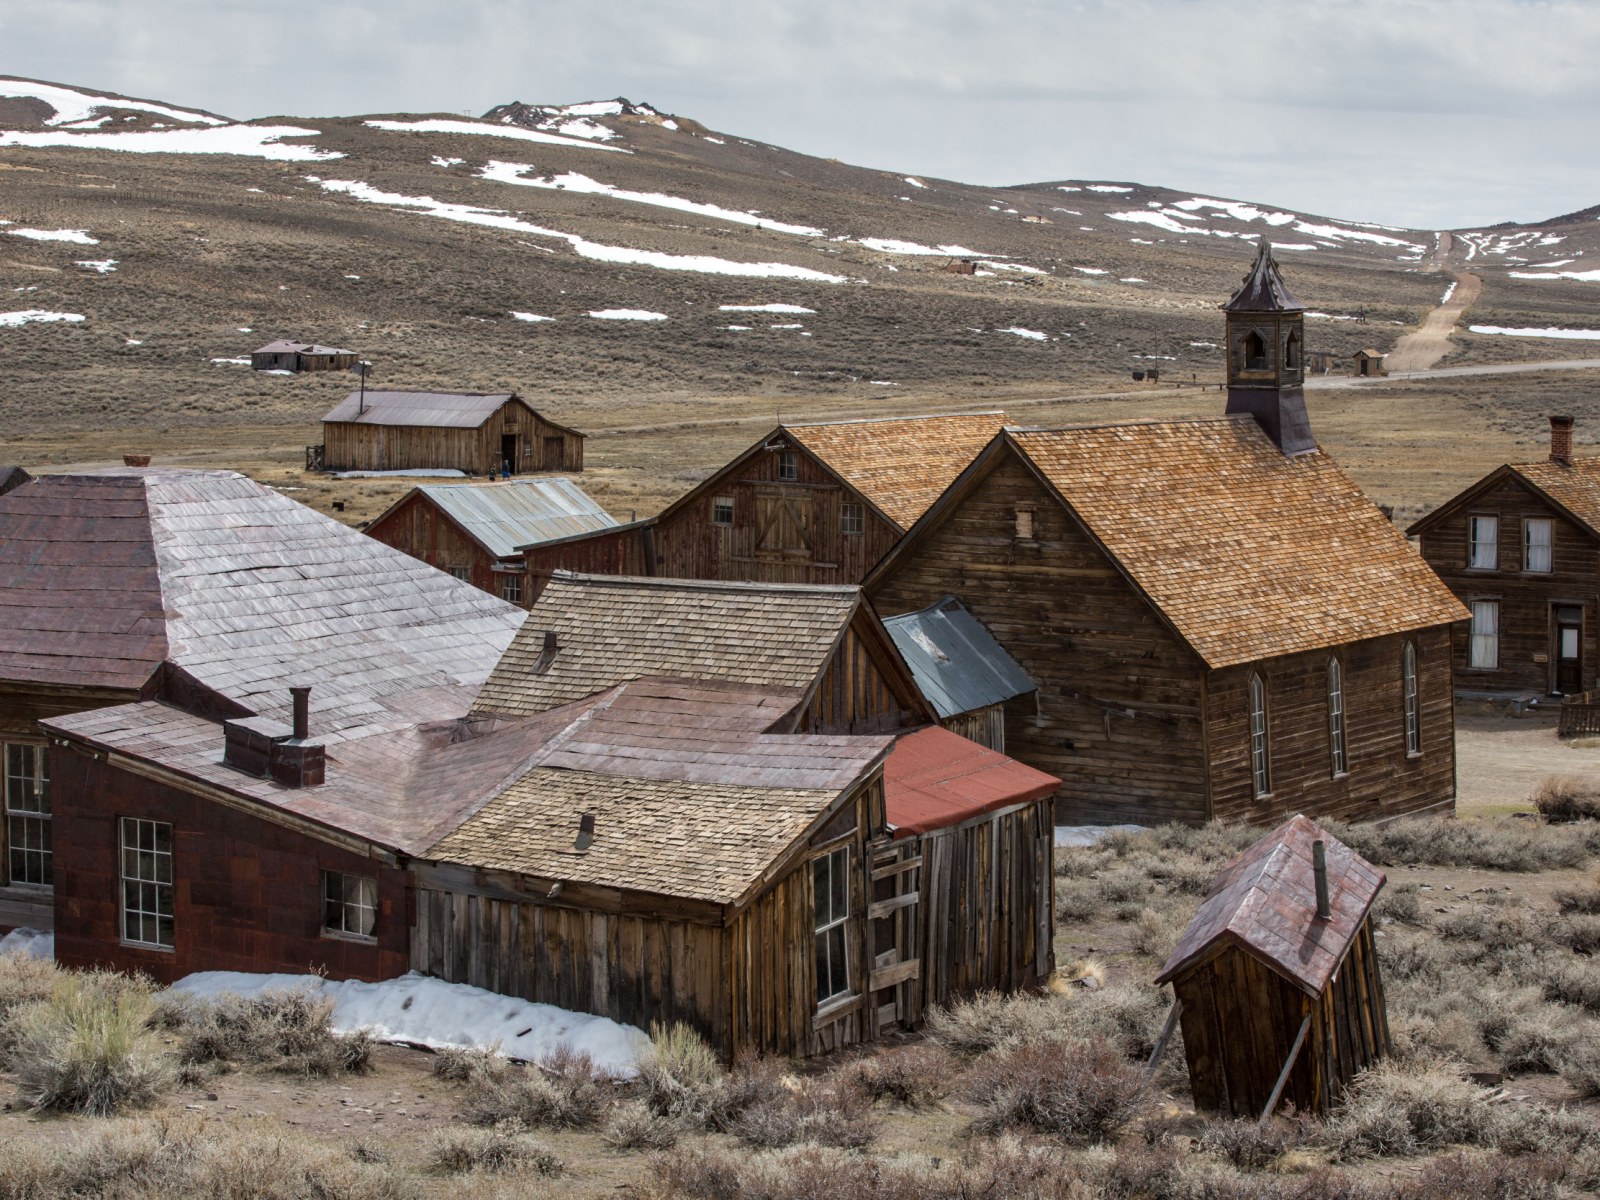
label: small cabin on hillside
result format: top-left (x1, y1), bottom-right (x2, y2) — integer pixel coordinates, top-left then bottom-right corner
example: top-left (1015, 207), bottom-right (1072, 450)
top-left (1353, 349), bottom-right (1387, 377)
top-left (251, 340), bottom-right (359, 373)
top-left (1156, 815), bottom-right (1390, 1118)
top-left (520, 411), bottom-right (1006, 589)
top-left (320, 391), bottom-right (585, 476)
top-left (865, 242), bottom-right (1468, 827)
top-left (365, 478), bottom-right (618, 607)
top-left (1410, 415), bottom-right (1600, 697)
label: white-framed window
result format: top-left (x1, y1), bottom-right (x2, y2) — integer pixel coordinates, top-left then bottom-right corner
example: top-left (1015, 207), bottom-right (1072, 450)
top-left (1403, 641), bottom-right (1421, 756)
top-left (120, 817), bottom-right (174, 949)
top-left (1249, 673), bottom-right (1270, 798)
top-left (1525, 518), bottom-right (1553, 573)
top-left (4, 744), bottom-right (50, 888)
top-left (1468, 515), bottom-right (1499, 570)
top-left (1328, 658), bottom-right (1347, 777)
top-left (841, 501), bottom-right (864, 537)
top-left (1469, 600), bottom-right (1499, 669)
top-left (711, 495), bottom-right (734, 526)
top-left (777, 450), bottom-right (798, 482)
top-left (813, 846), bottom-right (851, 1005)
top-left (323, 870), bottom-right (378, 939)
top-left (448, 565), bottom-right (470, 581)
top-left (499, 575), bottom-right (523, 605)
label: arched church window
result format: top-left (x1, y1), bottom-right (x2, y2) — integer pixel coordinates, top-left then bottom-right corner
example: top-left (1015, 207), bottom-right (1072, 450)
top-left (1285, 330), bottom-right (1300, 370)
top-left (1243, 330), bottom-right (1267, 371)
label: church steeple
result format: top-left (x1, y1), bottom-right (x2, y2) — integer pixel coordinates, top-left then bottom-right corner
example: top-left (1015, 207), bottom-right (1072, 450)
top-left (1223, 240), bottom-right (1315, 456)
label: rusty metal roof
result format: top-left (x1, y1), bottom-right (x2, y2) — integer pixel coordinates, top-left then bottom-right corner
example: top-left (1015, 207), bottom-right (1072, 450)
top-left (0, 469), bottom-right (525, 731)
top-left (883, 596), bottom-right (1034, 719)
top-left (1154, 814), bottom-right (1385, 997)
top-left (1223, 240), bottom-right (1305, 313)
top-left (323, 390), bottom-right (517, 428)
top-left (884, 725), bottom-right (1058, 837)
top-left (409, 478), bottom-right (618, 558)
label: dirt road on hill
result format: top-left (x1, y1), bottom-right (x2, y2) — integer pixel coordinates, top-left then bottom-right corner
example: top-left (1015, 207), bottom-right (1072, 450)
top-left (1383, 270), bottom-right (1482, 373)
top-left (1308, 355), bottom-right (1600, 389)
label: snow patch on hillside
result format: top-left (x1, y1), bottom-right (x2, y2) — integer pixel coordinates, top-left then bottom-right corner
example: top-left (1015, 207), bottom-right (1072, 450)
top-left (0, 78), bottom-right (226, 127)
top-left (0, 310), bottom-right (84, 327)
top-left (1469, 324), bottom-right (1600, 340)
top-left (1107, 197), bottom-right (1425, 253)
top-left (857, 237), bottom-right (987, 256)
top-left (366, 118), bottom-right (628, 153)
top-left (7, 227), bottom-right (97, 243)
top-left (76, 259), bottom-right (116, 272)
top-left (589, 308), bottom-right (667, 320)
top-left (510, 311), bottom-right (555, 322)
top-left (1510, 268), bottom-right (1600, 282)
top-left (720, 303), bottom-right (815, 313)
top-left (0, 124), bottom-right (339, 161)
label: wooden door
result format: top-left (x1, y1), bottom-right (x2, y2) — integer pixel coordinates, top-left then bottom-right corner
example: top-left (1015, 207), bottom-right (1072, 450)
top-left (500, 434), bottom-right (518, 475)
top-left (542, 436), bottom-right (563, 471)
top-left (867, 841), bottom-right (922, 1033)
top-left (1556, 607), bottom-right (1583, 694)
top-left (754, 488), bottom-right (813, 559)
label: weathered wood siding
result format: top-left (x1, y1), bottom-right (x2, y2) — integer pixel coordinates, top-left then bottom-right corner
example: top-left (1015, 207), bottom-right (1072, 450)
top-left (868, 451), bottom-right (1210, 825)
top-left (799, 623), bottom-right (923, 735)
top-left (522, 525), bottom-right (653, 601)
top-left (1206, 627), bottom-right (1456, 825)
top-left (324, 400), bottom-right (584, 476)
top-left (364, 492), bottom-right (525, 603)
top-left (1174, 921), bottom-right (1388, 1118)
top-left (940, 704), bottom-right (1006, 751)
top-left (51, 754), bottom-right (410, 983)
top-left (1417, 475), bottom-right (1599, 694)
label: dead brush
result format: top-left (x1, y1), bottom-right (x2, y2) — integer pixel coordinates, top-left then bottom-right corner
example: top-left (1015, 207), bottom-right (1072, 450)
top-left (461, 1046), bottom-right (613, 1130)
top-left (165, 987), bottom-right (372, 1077)
top-left (1196, 1113), bottom-right (1314, 1170)
top-left (924, 989), bottom-right (1062, 1057)
top-left (0, 948), bottom-right (61, 1053)
top-left (1533, 774), bottom-right (1600, 824)
top-left (835, 1041), bottom-right (951, 1109)
top-left (963, 1037), bottom-right (1150, 1144)
top-left (427, 1122), bottom-right (562, 1176)
top-left (430, 1042), bottom-right (508, 1085)
top-left (728, 1076), bottom-right (879, 1151)
top-left (1326, 815), bottom-right (1592, 872)
top-left (602, 1099), bottom-right (687, 1150)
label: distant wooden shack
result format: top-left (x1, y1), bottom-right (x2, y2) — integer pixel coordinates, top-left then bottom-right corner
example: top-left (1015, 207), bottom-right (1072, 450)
top-left (1353, 349), bottom-right (1388, 377)
top-left (320, 391), bottom-right (585, 476)
top-left (945, 258), bottom-right (978, 275)
top-left (251, 340), bottom-right (359, 373)
top-left (1154, 815), bottom-right (1390, 1118)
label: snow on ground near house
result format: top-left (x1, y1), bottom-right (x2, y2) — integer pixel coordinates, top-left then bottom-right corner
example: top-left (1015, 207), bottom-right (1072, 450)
top-left (0, 927), bottom-right (51, 958)
top-left (999, 327), bottom-right (1048, 340)
top-left (7, 227), bottom-right (98, 244)
top-left (510, 311), bottom-right (554, 322)
top-left (364, 118), bottom-right (628, 154)
top-left (332, 468), bottom-right (467, 479)
top-left (77, 259), bottom-right (116, 272)
top-left (0, 78), bottom-right (226, 127)
top-left (0, 124), bottom-right (340, 161)
top-left (719, 303), bottom-right (815, 313)
top-left (589, 308), bottom-right (667, 320)
top-left (856, 237), bottom-right (989, 256)
top-left (1469, 325), bottom-right (1600, 340)
top-left (0, 310), bottom-right (84, 327)
top-left (1510, 269), bottom-right (1600, 282)
top-left (1055, 825), bottom-right (1144, 848)
top-left (314, 179), bottom-right (847, 283)
top-left (210, 356), bottom-right (250, 365)
top-left (171, 971), bottom-right (650, 1075)
top-left (480, 163), bottom-right (823, 236)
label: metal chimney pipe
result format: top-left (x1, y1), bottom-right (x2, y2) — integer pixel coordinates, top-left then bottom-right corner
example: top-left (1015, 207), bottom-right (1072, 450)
top-left (1312, 839), bottom-right (1331, 920)
top-left (290, 686), bottom-right (311, 741)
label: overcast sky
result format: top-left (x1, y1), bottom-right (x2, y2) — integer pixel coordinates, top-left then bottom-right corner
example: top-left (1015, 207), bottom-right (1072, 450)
top-left (4, 0), bottom-right (1596, 229)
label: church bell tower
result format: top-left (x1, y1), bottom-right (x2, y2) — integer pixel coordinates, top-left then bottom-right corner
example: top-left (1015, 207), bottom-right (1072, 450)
top-left (1224, 240), bottom-right (1316, 456)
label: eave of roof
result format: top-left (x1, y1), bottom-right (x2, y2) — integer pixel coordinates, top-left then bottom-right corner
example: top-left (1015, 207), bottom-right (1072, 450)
top-left (884, 725), bottom-right (1058, 837)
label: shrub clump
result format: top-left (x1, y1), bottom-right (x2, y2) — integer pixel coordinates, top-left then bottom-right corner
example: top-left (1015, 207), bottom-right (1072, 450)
top-left (602, 1099), bottom-right (686, 1150)
top-left (634, 1023), bottom-right (790, 1133)
top-left (427, 1123), bottom-right (562, 1177)
top-left (461, 1046), bottom-right (613, 1130)
top-left (6, 971), bottom-right (171, 1117)
top-left (1534, 774), bottom-right (1600, 824)
top-left (165, 987), bottom-right (372, 1077)
top-left (1326, 816), bottom-right (1594, 872)
top-left (835, 1041), bottom-right (952, 1109)
top-left (430, 1042), bottom-right (508, 1085)
top-left (963, 1038), bottom-right (1150, 1144)
top-left (1197, 1115), bottom-right (1312, 1170)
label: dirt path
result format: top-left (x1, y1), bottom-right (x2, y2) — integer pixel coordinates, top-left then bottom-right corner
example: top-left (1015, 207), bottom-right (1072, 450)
top-left (1455, 707), bottom-right (1600, 816)
top-left (1383, 270), bottom-right (1482, 373)
top-left (1308, 355), bottom-right (1600, 389)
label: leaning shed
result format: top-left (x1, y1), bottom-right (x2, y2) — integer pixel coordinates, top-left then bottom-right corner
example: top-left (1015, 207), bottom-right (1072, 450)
top-left (1154, 815), bottom-right (1390, 1119)
top-left (320, 390), bottom-right (585, 476)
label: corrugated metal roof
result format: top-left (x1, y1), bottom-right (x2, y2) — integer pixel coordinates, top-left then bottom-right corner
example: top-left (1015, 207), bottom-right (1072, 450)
top-left (419, 478), bottom-right (619, 558)
top-left (322, 390), bottom-right (515, 428)
top-left (884, 725), bottom-right (1058, 837)
top-left (883, 596), bottom-right (1034, 720)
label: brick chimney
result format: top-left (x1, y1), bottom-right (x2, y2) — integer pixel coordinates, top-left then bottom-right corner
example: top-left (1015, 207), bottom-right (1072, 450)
top-left (1550, 415), bottom-right (1575, 465)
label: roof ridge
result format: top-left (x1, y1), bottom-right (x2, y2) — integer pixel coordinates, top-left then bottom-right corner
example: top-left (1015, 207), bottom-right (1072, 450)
top-left (548, 570), bottom-right (860, 596)
top-left (786, 409), bottom-right (1006, 430)
top-left (1009, 415), bottom-right (1254, 436)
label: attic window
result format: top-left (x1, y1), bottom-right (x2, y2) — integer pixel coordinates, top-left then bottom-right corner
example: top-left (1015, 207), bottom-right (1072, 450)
top-left (777, 449), bottom-right (798, 481)
top-left (841, 502), bottom-right (864, 537)
top-left (711, 495), bottom-right (734, 526)
top-left (448, 565), bottom-right (470, 582)
top-left (1014, 508), bottom-right (1035, 541)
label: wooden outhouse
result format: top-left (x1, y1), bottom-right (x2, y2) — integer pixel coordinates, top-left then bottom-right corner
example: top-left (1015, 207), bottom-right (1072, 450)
top-left (1155, 815), bottom-right (1390, 1118)
top-left (320, 391), bottom-right (585, 476)
top-left (1353, 349), bottom-right (1387, 377)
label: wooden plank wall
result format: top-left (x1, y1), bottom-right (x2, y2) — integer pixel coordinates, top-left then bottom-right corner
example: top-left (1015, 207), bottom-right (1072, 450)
top-left (324, 401), bottom-right (583, 476)
top-left (1417, 475), bottom-right (1598, 694)
top-left (365, 494), bottom-right (513, 601)
top-left (1205, 627), bottom-right (1456, 825)
top-left (940, 705), bottom-right (1006, 751)
top-left (868, 452), bottom-right (1211, 825)
top-left (522, 526), bottom-right (652, 601)
top-left (801, 624), bottom-right (920, 735)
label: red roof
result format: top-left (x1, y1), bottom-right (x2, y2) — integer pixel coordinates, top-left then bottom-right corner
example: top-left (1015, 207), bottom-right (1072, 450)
top-left (883, 725), bottom-right (1059, 836)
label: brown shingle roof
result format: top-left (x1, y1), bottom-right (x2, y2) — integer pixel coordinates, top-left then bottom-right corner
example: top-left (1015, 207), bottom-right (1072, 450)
top-left (473, 572), bottom-right (859, 717)
top-left (1009, 419), bottom-right (1467, 668)
top-left (1508, 456), bottom-right (1600, 541)
top-left (1155, 814), bottom-right (1385, 996)
top-left (786, 411), bottom-right (1007, 529)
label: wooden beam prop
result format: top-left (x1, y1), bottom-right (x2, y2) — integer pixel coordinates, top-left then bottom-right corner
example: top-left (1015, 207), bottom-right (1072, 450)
top-left (1259, 1013), bottom-right (1313, 1124)
top-left (1144, 998), bottom-right (1182, 1077)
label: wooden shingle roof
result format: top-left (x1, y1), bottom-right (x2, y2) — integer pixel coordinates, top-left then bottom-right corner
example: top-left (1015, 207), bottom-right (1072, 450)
top-left (473, 572), bottom-right (861, 717)
top-left (785, 411), bottom-right (1007, 529)
top-left (1155, 815), bottom-right (1385, 997)
top-left (1009, 419), bottom-right (1467, 668)
top-left (1505, 457), bottom-right (1600, 541)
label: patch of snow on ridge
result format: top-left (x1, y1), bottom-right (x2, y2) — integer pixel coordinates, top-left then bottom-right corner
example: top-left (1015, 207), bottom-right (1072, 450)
top-left (554, 101), bottom-right (627, 117)
top-left (1171, 197), bottom-right (1296, 225)
top-left (480, 163), bottom-right (823, 236)
top-left (720, 303), bottom-right (815, 313)
top-left (1510, 268), bottom-right (1600, 282)
top-left (1469, 325), bottom-right (1600, 340)
top-left (903, 176), bottom-right (927, 188)
top-left (0, 124), bottom-right (340, 161)
top-left (589, 308), bottom-right (667, 320)
top-left (858, 237), bottom-right (988, 256)
top-left (1088, 184), bottom-right (1133, 192)
top-left (1000, 327), bottom-right (1048, 340)
top-left (77, 259), bottom-right (116, 272)
top-left (8, 227), bottom-right (98, 244)
top-left (171, 970), bottom-right (649, 1075)
top-left (365, 119), bottom-right (628, 153)
top-left (0, 310), bottom-right (84, 327)
top-left (313, 179), bottom-right (847, 283)
top-left (510, 311), bottom-right (554, 322)
top-left (550, 119), bottom-right (616, 141)
top-left (0, 78), bottom-right (226, 127)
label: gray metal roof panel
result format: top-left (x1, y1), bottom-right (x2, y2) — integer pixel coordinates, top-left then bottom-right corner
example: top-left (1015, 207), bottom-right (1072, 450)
top-left (883, 596), bottom-right (1035, 720)
top-left (420, 479), bottom-right (619, 558)
top-left (322, 390), bottom-right (516, 427)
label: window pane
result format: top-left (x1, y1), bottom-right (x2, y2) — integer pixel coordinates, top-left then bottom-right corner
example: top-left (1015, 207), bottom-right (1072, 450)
top-left (827, 925), bottom-right (848, 997)
top-left (1469, 516), bottom-right (1498, 569)
top-left (830, 851), bottom-right (847, 922)
top-left (812, 857), bottom-right (829, 930)
top-left (1469, 601), bottom-right (1499, 669)
top-left (1526, 520), bottom-right (1552, 573)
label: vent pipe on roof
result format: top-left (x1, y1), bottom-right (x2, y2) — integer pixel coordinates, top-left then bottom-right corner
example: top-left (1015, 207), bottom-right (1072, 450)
top-left (532, 631), bottom-right (559, 675)
top-left (290, 686), bottom-right (311, 741)
top-left (1551, 415), bottom-right (1575, 466)
top-left (1312, 839), bottom-right (1332, 921)
top-left (574, 810), bottom-right (596, 852)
